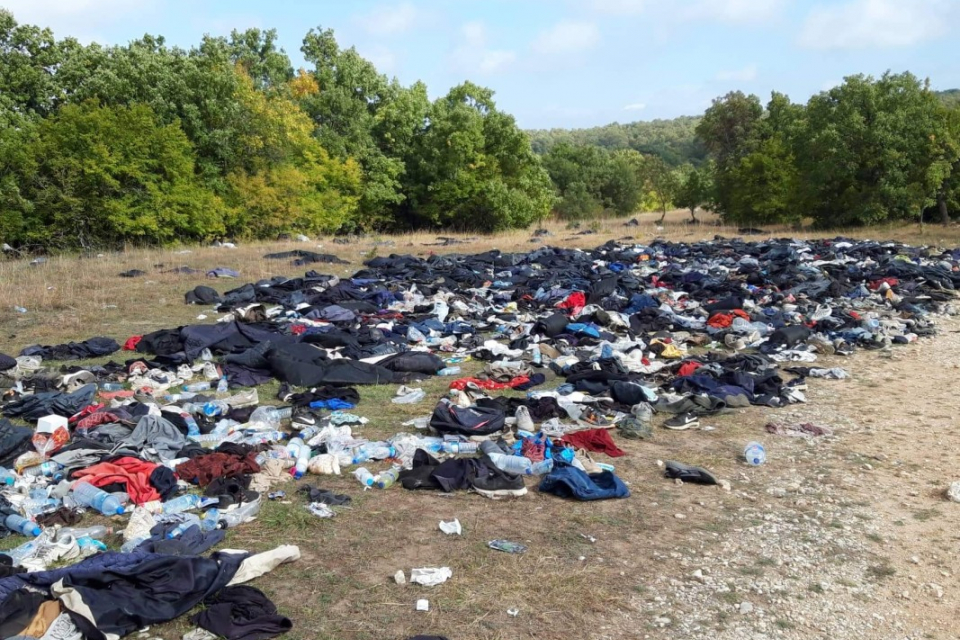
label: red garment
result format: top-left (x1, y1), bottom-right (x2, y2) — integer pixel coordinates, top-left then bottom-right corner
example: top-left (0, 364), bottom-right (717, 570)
top-left (448, 376), bottom-right (531, 391)
top-left (73, 457), bottom-right (160, 505)
top-left (557, 292), bottom-right (586, 315)
top-left (290, 324), bottom-right (308, 336)
top-left (561, 429), bottom-right (626, 458)
top-left (75, 410), bottom-right (130, 434)
top-left (868, 277), bottom-right (899, 290)
top-left (706, 309), bottom-right (750, 328)
top-left (176, 452), bottom-right (260, 487)
top-left (677, 361), bottom-right (703, 377)
top-left (69, 403), bottom-right (105, 425)
top-left (122, 336), bottom-right (142, 351)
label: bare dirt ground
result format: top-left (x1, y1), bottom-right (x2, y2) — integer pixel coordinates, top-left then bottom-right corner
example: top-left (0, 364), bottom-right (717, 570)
top-left (2, 211), bottom-right (960, 640)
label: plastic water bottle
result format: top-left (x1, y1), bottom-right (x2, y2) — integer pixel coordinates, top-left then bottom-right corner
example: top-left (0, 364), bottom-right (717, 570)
top-left (352, 443), bottom-right (395, 464)
top-left (298, 425), bottom-right (321, 442)
top-left (4, 514), bottom-right (41, 537)
top-left (486, 452), bottom-right (532, 475)
top-left (72, 482), bottom-right (125, 516)
top-left (249, 406), bottom-right (292, 429)
top-left (201, 509), bottom-right (220, 531)
top-left (217, 497), bottom-right (261, 529)
top-left (286, 438), bottom-right (311, 479)
top-left (530, 459), bottom-right (554, 475)
top-left (162, 494), bottom-right (202, 514)
top-left (182, 412), bottom-right (201, 437)
top-left (407, 326), bottom-right (427, 343)
top-left (532, 344), bottom-right (542, 365)
top-left (120, 535), bottom-right (150, 553)
top-left (354, 467), bottom-right (375, 487)
top-left (4, 538), bottom-right (43, 565)
top-left (202, 400), bottom-right (229, 417)
top-left (23, 461), bottom-right (63, 480)
top-left (437, 366), bottom-right (461, 376)
top-left (255, 448), bottom-right (291, 465)
top-left (183, 381), bottom-right (212, 393)
top-left (744, 441), bottom-right (766, 466)
top-left (216, 376), bottom-right (229, 394)
top-left (600, 342), bottom-right (614, 359)
top-left (441, 441), bottom-right (478, 455)
top-left (167, 514), bottom-right (202, 539)
top-left (0, 466), bottom-right (15, 485)
top-left (392, 388), bottom-right (426, 404)
top-left (57, 525), bottom-right (111, 542)
top-left (376, 465), bottom-right (401, 489)
top-left (99, 382), bottom-right (123, 392)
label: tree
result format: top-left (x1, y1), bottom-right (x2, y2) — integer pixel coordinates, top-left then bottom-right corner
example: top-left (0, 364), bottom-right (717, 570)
top-left (642, 156), bottom-right (680, 223)
top-left (674, 162), bottom-right (715, 222)
top-left (795, 72), bottom-right (959, 227)
top-left (17, 101), bottom-right (224, 248)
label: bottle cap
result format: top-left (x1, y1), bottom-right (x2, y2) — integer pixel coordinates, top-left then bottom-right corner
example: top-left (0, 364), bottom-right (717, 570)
top-left (115, 506), bottom-right (126, 515)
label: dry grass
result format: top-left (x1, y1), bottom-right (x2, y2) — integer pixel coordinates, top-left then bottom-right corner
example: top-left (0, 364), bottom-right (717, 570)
top-left (3, 210), bottom-right (960, 639)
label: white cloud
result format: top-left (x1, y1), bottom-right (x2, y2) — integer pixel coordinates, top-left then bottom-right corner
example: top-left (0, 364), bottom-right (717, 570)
top-left (682, 0), bottom-right (786, 24)
top-left (798, 0), bottom-right (952, 50)
top-left (1, 0), bottom-right (156, 41)
top-left (532, 21), bottom-right (600, 55)
top-left (449, 22), bottom-right (516, 75)
top-left (716, 64), bottom-right (758, 82)
top-left (623, 102), bottom-right (647, 110)
top-left (356, 1), bottom-right (418, 36)
top-left (363, 45), bottom-right (398, 74)
top-left (590, 0), bottom-right (645, 16)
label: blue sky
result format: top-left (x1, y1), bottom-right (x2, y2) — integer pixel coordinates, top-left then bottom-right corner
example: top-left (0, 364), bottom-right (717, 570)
top-left (3, 0), bottom-right (958, 129)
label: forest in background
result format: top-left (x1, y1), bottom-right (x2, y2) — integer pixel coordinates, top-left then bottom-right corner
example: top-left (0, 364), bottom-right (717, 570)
top-left (2, 10), bottom-right (960, 251)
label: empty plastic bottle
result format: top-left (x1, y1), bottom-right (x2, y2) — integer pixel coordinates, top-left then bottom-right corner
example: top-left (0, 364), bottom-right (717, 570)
top-left (0, 466), bottom-right (15, 485)
top-left (162, 494), bottom-right (202, 514)
top-left (298, 425), bottom-right (321, 442)
top-left (217, 497), bottom-right (261, 529)
top-left (57, 525), bottom-right (111, 542)
top-left (216, 376), bottom-right (229, 394)
top-left (167, 513), bottom-right (211, 539)
top-left (744, 442), bottom-right (766, 466)
top-left (202, 400), bottom-right (229, 417)
top-left (351, 443), bottom-right (395, 464)
top-left (4, 514), bottom-right (41, 537)
top-left (407, 326), bottom-right (427, 343)
top-left (99, 382), bottom-right (123, 392)
top-left (392, 388), bottom-right (426, 404)
top-left (183, 381), bottom-right (212, 393)
top-left (376, 465), bottom-right (401, 489)
top-left (486, 452), bottom-right (533, 475)
top-left (249, 406), bottom-right (292, 429)
top-left (530, 459), bottom-right (554, 475)
top-left (181, 412), bottom-right (201, 437)
top-left (4, 539), bottom-right (43, 565)
top-left (441, 441), bottom-right (478, 455)
top-left (532, 344), bottom-right (542, 365)
top-left (354, 467), bottom-right (375, 487)
top-left (437, 366), bottom-right (461, 376)
top-left (72, 482), bottom-right (125, 516)
top-left (287, 438), bottom-right (311, 479)
top-left (22, 461), bottom-right (64, 481)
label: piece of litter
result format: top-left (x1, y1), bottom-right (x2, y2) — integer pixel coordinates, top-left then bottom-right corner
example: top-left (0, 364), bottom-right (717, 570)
top-left (306, 503), bottom-right (335, 518)
top-left (416, 599), bottom-right (429, 612)
top-left (394, 570), bottom-right (406, 585)
top-left (439, 519), bottom-right (462, 535)
top-left (410, 567), bottom-right (452, 586)
top-left (488, 539), bottom-right (527, 554)
top-left (580, 533), bottom-right (597, 543)
top-left (507, 608), bottom-right (519, 617)
top-left (197, 314), bottom-right (208, 320)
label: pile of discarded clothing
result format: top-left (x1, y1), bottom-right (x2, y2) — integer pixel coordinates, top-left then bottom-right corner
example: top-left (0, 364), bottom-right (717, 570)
top-left (0, 236), bottom-right (956, 635)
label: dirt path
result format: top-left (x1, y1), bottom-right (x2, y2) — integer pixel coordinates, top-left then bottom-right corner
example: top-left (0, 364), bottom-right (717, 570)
top-left (622, 313), bottom-right (960, 640)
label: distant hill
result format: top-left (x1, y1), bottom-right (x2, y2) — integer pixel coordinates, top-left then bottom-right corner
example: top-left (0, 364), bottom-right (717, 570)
top-left (529, 89), bottom-right (960, 167)
top-left (527, 115), bottom-right (706, 167)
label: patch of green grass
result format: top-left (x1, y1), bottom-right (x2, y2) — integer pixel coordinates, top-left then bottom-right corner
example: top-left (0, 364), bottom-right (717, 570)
top-left (719, 590), bottom-right (740, 605)
top-left (775, 619), bottom-right (796, 630)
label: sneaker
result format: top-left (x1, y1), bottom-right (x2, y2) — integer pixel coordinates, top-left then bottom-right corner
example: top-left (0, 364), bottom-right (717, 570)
top-left (201, 363), bottom-right (220, 381)
top-left (578, 406), bottom-right (611, 427)
top-left (664, 460), bottom-right (718, 485)
top-left (177, 365), bottom-right (195, 381)
top-left (472, 460), bottom-right (528, 499)
top-left (515, 406), bottom-right (535, 432)
top-left (782, 387), bottom-right (806, 404)
top-left (224, 388), bottom-right (259, 408)
top-left (663, 413), bottom-right (700, 430)
top-left (292, 407), bottom-right (321, 428)
top-left (574, 449), bottom-right (603, 474)
top-left (724, 334), bottom-right (746, 351)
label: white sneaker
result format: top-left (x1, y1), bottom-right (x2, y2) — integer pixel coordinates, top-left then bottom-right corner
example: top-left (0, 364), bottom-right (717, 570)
top-left (201, 363), bottom-right (220, 381)
top-left (515, 406), bottom-right (535, 432)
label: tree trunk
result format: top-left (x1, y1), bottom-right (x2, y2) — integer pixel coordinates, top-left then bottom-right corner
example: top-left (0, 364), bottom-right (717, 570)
top-left (689, 207), bottom-right (698, 223)
top-left (657, 208), bottom-right (667, 225)
top-left (939, 190), bottom-right (950, 226)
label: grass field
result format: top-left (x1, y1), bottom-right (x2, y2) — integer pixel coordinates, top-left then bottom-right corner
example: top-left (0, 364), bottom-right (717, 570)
top-left (2, 210), bottom-right (960, 640)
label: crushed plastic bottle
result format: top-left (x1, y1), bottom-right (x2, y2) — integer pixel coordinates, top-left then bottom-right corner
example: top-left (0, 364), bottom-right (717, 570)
top-left (392, 388), bottom-right (426, 404)
top-left (182, 412), bottom-right (201, 437)
top-left (22, 461), bottom-right (64, 481)
top-left (407, 326), bottom-right (427, 343)
top-left (437, 366), bottom-right (461, 376)
top-left (287, 438), bottom-right (311, 479)
top-left (202, 400), bottom-right (229, 417)
top-left (744, 441), bottom-right (766, 466)
top-left (72, 482), bottom-right (125, 516)
top-left (56, 525), bottom-right (111, 542)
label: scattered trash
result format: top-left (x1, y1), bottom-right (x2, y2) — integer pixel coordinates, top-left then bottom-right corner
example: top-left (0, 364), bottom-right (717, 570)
top-left (947, 481), bottom-right (960, 503)
top-left (744, 442), bottom-right (766, 466)
top-left (13, 306), bottom-right (27, 314)
top-left (488, 540), bottom-right (527, 554)
top-left (410, 567), bottom-right (452, 586)
top-left (268, 491), bottom-right (286, 500)
top-left (507, 607), bottom-right (520, 617)
top-left (196, 314), bottom-right (208, 320)
top-left (306, 502), bottom-right (335, 518)
top-left (394, 570), bottom-right (406, 585)
top-left (580, 533), bottom-right (597, 543)
top-left (438, 519), bottom-right (462, 535)
top-left (416, 599), bottom-right (429, 612)
top-left (664, 461), bottom-right (718, 485)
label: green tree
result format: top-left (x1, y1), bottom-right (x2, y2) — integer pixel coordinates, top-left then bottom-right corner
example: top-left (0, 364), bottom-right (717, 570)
top-left (642, 156), bottom-right (680, 223)
top-left (18, 101), bottom-right (224, 248)
top-left (674, 161), bottom-right (715, 222)
top-left (795, 72), bottom-right (958, 227)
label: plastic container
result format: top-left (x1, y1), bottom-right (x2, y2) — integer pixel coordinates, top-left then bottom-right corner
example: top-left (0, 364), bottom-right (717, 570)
top-left (744, 441), bottom-right (766, 466)
top-left (4, 513), bottom-right (41, 537)
top-left (351, 443), bottom-right (395, 464)
top-left (249, 406), bottom-right (293, 430)
top-left (0, 466), bottom-right (15, 485)
top-left (99, 382), bottom-right (123, 392)
top-left (354, 467), bottom-right (375, 487)
top-left (376, 465), bottom-right (401, 489)
top-left (72, 482), bottom-right (125, 516)
top-left (22, 461), bottom-right (64, 481)
top-left (217, 497), bottom-right (261, 529)
top-left (441, 441), bottom-right (478, 455)
top-left (167, 514), bottom-right (200, 538)
top-left (182, 412), bottom-right (201, 437)
top-left (4, 538), bottom-right (43, 565)
top-left (437, 366), bottom-right (461, 377)
top-left (216, 376), bottom-right (229, 394)
top-left (183, 381), bottom-right (212, 393)
top-left (287, 438), bottom-right (311, 479)
top-left (487, 452), bottom-right (532, 475)
top-left (392, 389), bottom-right (426, 404)
top-left (532, 344), bottom-right (542, 365)
top-left (161, 494), bottom-right (202, 514)
top-left (202, 400), bottom-right (229, 417)
top-left (57, 525), bottom-right (112, 542)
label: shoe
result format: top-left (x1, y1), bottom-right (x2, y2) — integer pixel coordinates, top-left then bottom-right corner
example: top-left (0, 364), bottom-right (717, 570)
top-left (177, 365), bottom-right (195, 381)
top-left (292, 407), bottom-right (321, 428)
top-left (724, 334), bottom-right (746, 351)
top-left (224, 388), bottom-right (259, 408)
top-left (201, 363), bottom-right (220, 381)
top-left (664, 460), bottom-right (718, 485)
top-left (472, 459), bottom-right (528, 499)
top-left (809, 305), bottom-right (832, 322)
top-left (786, 378), bottom-right (807, 391)
top-left (663, 413), bottom-right (700, 430)
top-left (515, 406), bottom-right (535, 432)
top-left (578, 406), bottom-right (611, 427)
top-left (574, 449), bottom-right (603, 474)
